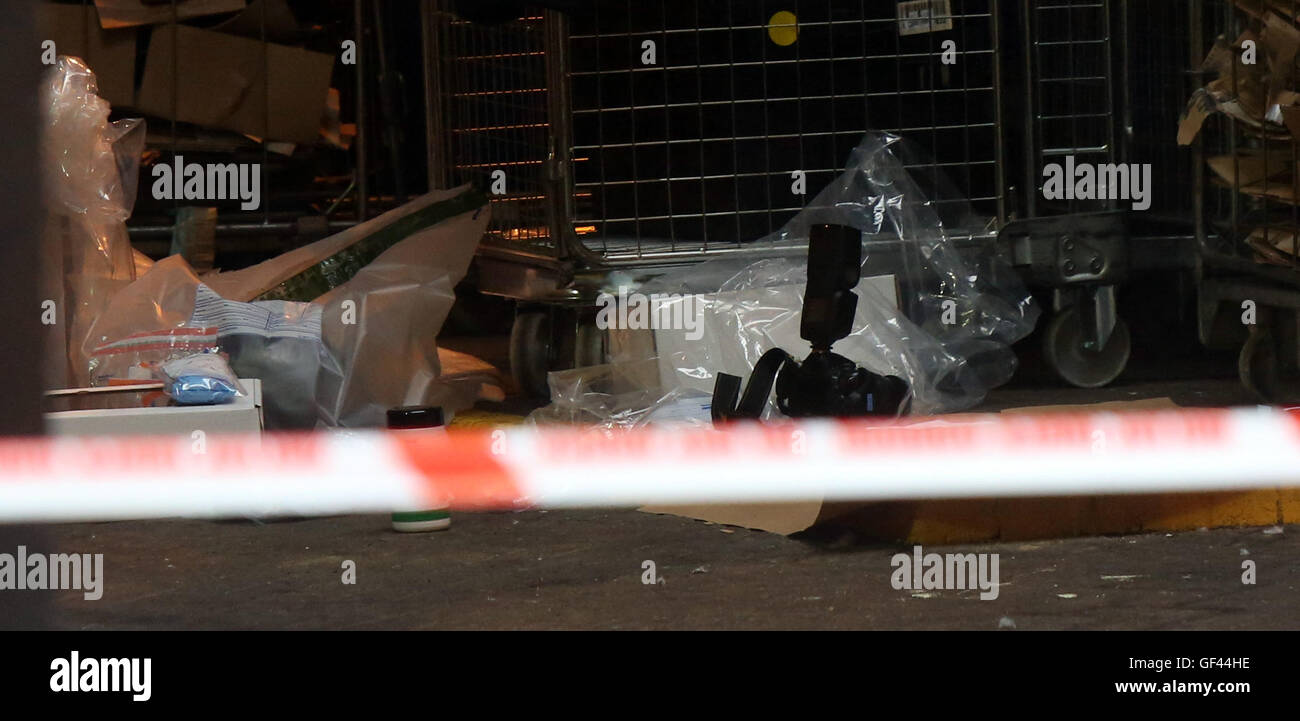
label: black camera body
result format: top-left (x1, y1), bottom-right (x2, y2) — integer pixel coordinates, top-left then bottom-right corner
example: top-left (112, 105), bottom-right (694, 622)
top-left (711, 224), bottom-right (911, 422)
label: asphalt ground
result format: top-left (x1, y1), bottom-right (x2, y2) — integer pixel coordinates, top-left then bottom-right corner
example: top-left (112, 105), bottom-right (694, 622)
top-left (11, 507), bottom-right (1291, 630)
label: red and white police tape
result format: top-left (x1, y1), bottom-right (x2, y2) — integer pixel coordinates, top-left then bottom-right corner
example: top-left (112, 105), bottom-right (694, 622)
top-left (2, 407), bottom-right (1300, 523)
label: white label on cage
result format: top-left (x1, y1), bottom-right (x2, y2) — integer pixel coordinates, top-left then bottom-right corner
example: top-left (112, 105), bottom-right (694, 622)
top-left (898, 0), bottom-right (953, 37)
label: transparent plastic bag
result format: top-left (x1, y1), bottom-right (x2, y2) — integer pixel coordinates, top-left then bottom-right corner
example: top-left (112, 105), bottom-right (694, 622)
top-left (88, 325), bottom-right (220, 386)
top-left (538, 132), bottom-right (1038, 423)
top-left (156, 352), bottom-right (246, 405)
top-left (525, 359), bottom-right (714, 431)
top-left (42, 56), bottom-right (144, 388)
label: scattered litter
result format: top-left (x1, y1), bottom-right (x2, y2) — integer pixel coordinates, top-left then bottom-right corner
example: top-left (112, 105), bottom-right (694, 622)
top-left (911, 592), bottom-right (937, 599)
top-left (719, 528), bottom-right (735, 534)
top-left (1100, 574), bottom-right (1142, 582)
top-left (691, 566), bottom-right (709, 575)
top-left (1263, 526), bottom-right (1284, 535)
top-left (1240, 548), bottom-right (1250, 556)
top-left (1057, 593), bottom-right (1078, 599)
top-left (998, 617), bottom-right (1016, 629)
top-left (802, 596), bottom-right (822, 601)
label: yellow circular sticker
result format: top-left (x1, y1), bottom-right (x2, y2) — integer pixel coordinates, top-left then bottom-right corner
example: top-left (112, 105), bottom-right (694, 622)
top-left (768, 11), bottom-right (798, 47)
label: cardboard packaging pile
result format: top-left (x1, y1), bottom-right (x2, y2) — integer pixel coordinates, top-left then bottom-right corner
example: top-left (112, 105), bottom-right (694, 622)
top-left (36, 0), bottom-right (334, 144)
top-left (1179, 0), bottom-right (1300, 265)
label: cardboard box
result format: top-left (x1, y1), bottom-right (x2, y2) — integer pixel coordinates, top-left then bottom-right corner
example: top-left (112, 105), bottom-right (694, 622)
top-left (136, 23), bottom-right (333, 143)
top-left (36, 3), bottom-right (136, 108)
top-left (44, 379), bottom-right (264, 437)
top-left (213, 0), bottom-right (302, 44)
top-left (92, 0), bottom-right (246, 29)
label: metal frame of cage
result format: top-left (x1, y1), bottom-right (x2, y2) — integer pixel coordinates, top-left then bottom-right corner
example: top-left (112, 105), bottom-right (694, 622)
top-left (561, 0), bottom-right (1006, 266)
top-left (428, 2), bottom-right (1013, 287)
top-left (1186, 0), bottom-right (1300, 400)
top-left (425, 1), bottom-right (1169, 391)
top-left (439, 1), bottom-right (1300, 398)
top-left (428, 1), bottom-right (1169, 270)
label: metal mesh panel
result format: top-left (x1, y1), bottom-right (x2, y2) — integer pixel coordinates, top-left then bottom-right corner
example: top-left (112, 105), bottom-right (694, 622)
top-left (436, 10), bottom-right (554, 249)
top-left (1023, 0), bottom-right (1116, 216)
top-left (565, 0), bottom-right (1003, 259)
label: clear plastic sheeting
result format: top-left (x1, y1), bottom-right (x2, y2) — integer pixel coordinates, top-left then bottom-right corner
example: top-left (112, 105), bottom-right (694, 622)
top-left (534, 132), bottom-right (1038, 423)
top-left (82, 190), bottom-right (490, 429)
top-left (42, 56), bottom-right (144, 388)
top-left (526, 359), bottom-right (713, 432)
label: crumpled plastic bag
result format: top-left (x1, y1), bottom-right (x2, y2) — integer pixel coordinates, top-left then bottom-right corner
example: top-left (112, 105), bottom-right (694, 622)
top-left (41, 56), bottom-right (144, 388)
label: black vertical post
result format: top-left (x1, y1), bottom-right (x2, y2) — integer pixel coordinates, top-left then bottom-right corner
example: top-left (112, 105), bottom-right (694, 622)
top-left (0, 0), bottom-right (50, 630)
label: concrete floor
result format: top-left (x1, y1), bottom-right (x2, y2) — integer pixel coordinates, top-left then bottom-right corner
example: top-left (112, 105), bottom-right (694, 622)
top-left (27, 511), bottom-right (1298, 630)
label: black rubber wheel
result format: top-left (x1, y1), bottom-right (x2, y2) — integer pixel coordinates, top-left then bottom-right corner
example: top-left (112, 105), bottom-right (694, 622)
top-left (1042, 305), bottom-right (1131, 389)
top-left (509, 311), bottom-right (552, 399)
top-left (1238, 325), bottom-right (1279, 402)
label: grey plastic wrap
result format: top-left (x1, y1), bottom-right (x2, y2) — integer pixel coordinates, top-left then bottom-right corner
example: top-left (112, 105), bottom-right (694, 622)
top-left (42, 56), bottom-right (144, 388)
top-left (531, 132), bottom-right (1038, 424)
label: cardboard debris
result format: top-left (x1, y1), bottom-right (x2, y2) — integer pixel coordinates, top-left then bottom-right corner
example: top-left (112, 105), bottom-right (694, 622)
top-left (1247, 226), bottom-right (1300, 265)
top-left (1206, 150), bottom-right (1300, 203)
top-left (92, 0), bottom-right (246, 29)
top-left (213, 0), bottom-right (303, 44)
top-left (1178, 25), bottom-right (1292, 146)
top-left (132, 22), bottom-right (332, 144)
top-left (1182, 3), bottom-right (1300, 261)
top-left (35, 4), bottom-right (136, 108)
top-left (1206, 150), bottom-right (1296, 189)
top-left (136, 24), bottom-right (333, 143)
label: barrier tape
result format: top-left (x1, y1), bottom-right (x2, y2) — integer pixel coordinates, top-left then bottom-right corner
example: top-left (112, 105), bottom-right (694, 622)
top-left (1, 407), bottom-right (1299, 523)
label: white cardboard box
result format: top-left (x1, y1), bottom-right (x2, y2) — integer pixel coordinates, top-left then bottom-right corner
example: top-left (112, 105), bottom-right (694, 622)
top-left (44, 379), bottom-right (264, 437)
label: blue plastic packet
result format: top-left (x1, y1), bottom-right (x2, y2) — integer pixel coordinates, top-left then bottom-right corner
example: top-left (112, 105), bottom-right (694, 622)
top-left (158, 353), bottom-right (246, 405)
